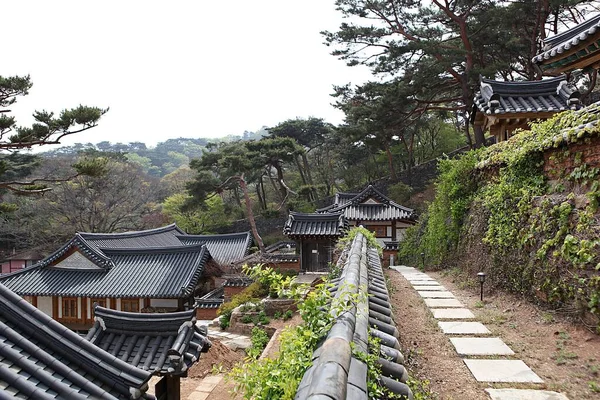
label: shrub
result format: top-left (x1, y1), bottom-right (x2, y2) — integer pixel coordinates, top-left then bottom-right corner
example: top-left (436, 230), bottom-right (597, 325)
top-left (246, 327), bottom-right (270, 359)
top-left (218, 281), bottom-right (269, 330)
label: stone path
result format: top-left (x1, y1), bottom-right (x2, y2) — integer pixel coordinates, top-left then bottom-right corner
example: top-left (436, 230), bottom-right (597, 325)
top-left (391, 266), bottom-right (570, 400)
top-left (186, 326), bottom-right (251, 400)
top-left (187, 375), bottom-right (223, 400)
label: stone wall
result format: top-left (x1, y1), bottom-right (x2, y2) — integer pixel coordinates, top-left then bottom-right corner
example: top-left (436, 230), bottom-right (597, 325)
top-left (543, 135), bottom-right (600, 181)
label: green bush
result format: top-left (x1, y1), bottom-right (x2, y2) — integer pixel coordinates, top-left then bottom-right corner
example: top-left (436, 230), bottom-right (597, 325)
top-left (218, 282), bottom-right (269, 330)
top-left (246, 327), bottom-right (270, 359)
top-left (387, 182), bottom-right (414, 204)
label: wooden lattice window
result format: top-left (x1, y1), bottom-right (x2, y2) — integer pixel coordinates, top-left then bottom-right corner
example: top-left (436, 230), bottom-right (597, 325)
top-left (366, 225), bottom-right (386, 237)
top-left (62, 297), bottom-right (78, 319)
top-left (121, 298), bottom-right (139, 313)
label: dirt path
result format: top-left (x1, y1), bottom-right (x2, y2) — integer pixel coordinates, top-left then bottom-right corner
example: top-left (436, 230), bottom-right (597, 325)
top-left (387, 267), bottom-right (600, 399)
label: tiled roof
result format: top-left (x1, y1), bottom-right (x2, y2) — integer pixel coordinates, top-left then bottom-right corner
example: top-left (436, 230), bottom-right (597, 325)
top-left (532, 14), bottom-right (600, 69)
top-left (81, 224), bottom-right (186, 252)
top-left (295, 232), bottom-right (412, 399)
top-left (223, 277), bottom-right (254, 287)
top-left (321, 186), bottom-right (416, 222)
top-left (86, 306), bottom-right (210, 376)
top-left (284, 212), bottom-right (348, 238)
top-left (0, 283), bottom-right (154, 399)
top-left (316, 192), bottom-right (357, 213)
top-left (196, 287), bottom-right (224, 309)
top-left (0, 244), bottom-right (210, 298)
top-left (177, 232), bottom-right (252, 265)
top-left (473, 76), bottom-right (581, 116)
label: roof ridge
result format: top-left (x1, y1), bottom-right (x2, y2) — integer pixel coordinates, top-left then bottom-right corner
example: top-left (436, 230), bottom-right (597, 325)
top-left (0, 283), bottom-right (152, 395)
top-left (177, 231), bottom-right (251, 239)
top-left (100, 243), bottom-right (209, 255)
top-left (80, 223), bottom-right (185, 239)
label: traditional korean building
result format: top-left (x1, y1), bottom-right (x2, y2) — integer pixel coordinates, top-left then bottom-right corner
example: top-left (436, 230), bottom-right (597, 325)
top-left (0, 224), bottom-right (252, 329)
top-left (283, 212), bottom-right (348, 272)
top-left (87, 306), bottom-right (210, 399)
top-left (0, 250), bottom-right (42, 274)
top-left (472, 75), bottom-right (581, 142)
top-left (532, 14), bottom-right (600, 75)
top-left (0, 282), bottom-right (155, 399)
top-left (317, 185), bottom-right (416, 244)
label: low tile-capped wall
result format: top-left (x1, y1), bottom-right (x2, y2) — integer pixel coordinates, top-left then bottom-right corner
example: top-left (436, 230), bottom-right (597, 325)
top-left (294, 233), bottom-right (413, 400)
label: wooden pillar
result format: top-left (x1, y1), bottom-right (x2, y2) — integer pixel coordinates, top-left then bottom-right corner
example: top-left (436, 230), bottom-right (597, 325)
top-left (391, 220), bottom-right (397, 241)
top-left (166, 376), bottom-right (180, 400)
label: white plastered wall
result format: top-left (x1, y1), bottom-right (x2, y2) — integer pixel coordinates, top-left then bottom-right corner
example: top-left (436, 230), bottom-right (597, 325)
top-left (37, 296), bottom-right (53, 317)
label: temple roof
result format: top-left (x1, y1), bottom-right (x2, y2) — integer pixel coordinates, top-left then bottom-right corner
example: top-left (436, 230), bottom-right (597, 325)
top-left (177, 232), bottom-right (252, 265)
top-left (86, 307), bottom-right (210, 376)
top-left (0, 283), bottom-right (154, 399)
top-left (473, 75), bottom-right (581, 117)
top-left (284, 212), bottom-right (348, 239)
top-left (0, 244), bottom-right (210, 298)
top-left (532, 14), bottom-right (600, 73)
top-left (319, 186), bottom-right (415, 222)
top-left (0, 225), bottom-right (255, 298)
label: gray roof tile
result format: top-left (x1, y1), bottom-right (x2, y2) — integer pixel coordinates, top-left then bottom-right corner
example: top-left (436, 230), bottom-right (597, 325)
top-left (294, 232), bottom-right (413, 399)
top-left (177, 232), bottom-right (252, 265)
top-left (86, 307), bottom-right (210, 376)
top-left (0, 283), bottom-right (154, 399)
top-left (532, 14), bottom-right (600, 66)
top-left (284, 212), bottom-right (348, 238)
top-left (319, 186), bottom-right (415, 222)
top-left (474, 75), bottom-right (581, 116)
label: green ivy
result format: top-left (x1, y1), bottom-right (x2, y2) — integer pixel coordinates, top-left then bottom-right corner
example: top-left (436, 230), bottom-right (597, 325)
top-left (401, 106), bottom-right (600, 330)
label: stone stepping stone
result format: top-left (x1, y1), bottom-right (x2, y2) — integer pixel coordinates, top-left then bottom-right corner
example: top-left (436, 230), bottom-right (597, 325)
top-left (391, 266), bottom-right (416, 272)
top-left (432, 308), bottom-right (475, 319)
top-left (413, 285), bottom-right (446, 291)
top-left (438, 321), bottom-right (490, 334)
top-left (418, 291), bottom-right (455, 298)
top-left (450, 337), bottom-right (514, 356)
top-left (485, 389), bottom-right (569, 400)
top-left (424, 298), bottom-right (463, 308)
top-left (409, 280), bottom-right (440, 285)
top-left (405, 275), bottom-right (435, 280)
top-left (463, 359), bottom-right (543, 383)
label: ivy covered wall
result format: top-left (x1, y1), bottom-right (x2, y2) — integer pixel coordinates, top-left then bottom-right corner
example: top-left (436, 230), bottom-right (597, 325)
top-left (399, 106), bottom-right (600, 331)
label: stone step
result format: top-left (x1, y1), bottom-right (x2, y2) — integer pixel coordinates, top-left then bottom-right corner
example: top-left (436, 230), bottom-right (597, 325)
top-left (463, 359), bottom-right (543, 383)
top-left (431, 308), bottom-right (475, 319)
top-left (413, 285), bottom-right (446, 291)
top-left (409, 280), bottom-right (440, 285)
top-left (485, 389), bottom-right (569, 400)
top-left (418, 291), bottom-right (455, 298)
top-left (438, 321), bottom-right (491, 335)
top-left (450, 337), bottom-right (514, 356)
top-left (424, 298), bottom-right (464, 308)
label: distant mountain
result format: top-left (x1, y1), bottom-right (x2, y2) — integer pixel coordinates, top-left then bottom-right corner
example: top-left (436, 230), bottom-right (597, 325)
top-left (41, 127), bottom-right (270, 177)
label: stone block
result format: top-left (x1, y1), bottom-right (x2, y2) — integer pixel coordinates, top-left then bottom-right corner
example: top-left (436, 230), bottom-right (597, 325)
top-left (463, 359), bottom-right (543, 383)
top-left (450, 337), bottom-right (514, 356)
top-left (418, 291), bottom-right (455, 298)
top-left (424, 298), bottom-right (463, 308)
top-left (438, 321), bottom-right (490, 334)
top-left (431, 308), bottom-right (475, 319)
top-left (485, 389), bottom-right (569, 400)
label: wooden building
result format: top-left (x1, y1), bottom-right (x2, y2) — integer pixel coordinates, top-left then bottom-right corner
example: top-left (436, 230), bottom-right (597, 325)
top-left (472, 75), bottom-right (581, 143)
top-left (0, 224), bottom-right (251, 330)
top-left (87, 306), bottom-right (210, 400)
top-left (0, 250), bottom-right (42, 274)
top-left (284, 212), bottom-right (348, 272)
top-left (532, 14), bottom-right (600, 75)
top-left (317, 185), bottom-right (416, 247)
top-left (0, 282), bottom-right (155, 399)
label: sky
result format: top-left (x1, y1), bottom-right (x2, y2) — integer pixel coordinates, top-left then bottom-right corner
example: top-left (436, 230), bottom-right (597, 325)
top-left (4, 0), bottom-right (375, 148)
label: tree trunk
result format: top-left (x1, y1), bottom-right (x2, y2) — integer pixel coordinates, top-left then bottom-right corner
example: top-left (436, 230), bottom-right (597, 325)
top-left (302, 154), bottom-right (319, 201)
top-left (239, 175), bottom-right (265, 253)
top-left (385, 143), bottom-right (398, 181)
top-left (473, 124), bottom-right (486, 148)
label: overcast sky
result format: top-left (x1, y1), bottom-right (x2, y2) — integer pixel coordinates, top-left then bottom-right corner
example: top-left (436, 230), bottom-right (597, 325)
top-left (4, 0), bottom-right (374, 148)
